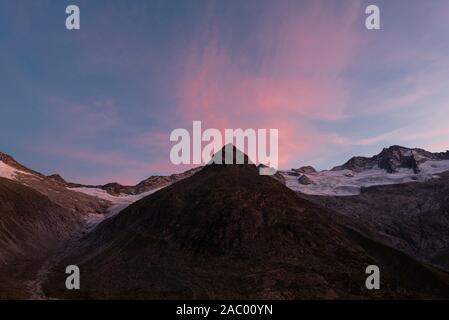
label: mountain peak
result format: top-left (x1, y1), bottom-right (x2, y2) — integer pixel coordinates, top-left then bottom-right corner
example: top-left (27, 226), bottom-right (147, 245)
top-left (208, 143), bottom-right (254, 167)
top-left (0, 151), bottom-right (42, 177)
top-left (47, 174), bottom-right (67, 185)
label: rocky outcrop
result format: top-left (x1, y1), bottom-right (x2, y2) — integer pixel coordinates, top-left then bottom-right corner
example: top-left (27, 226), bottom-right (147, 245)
top-left (292, 166), bottom-right (317, 174)
top-left (298, 174), bottom-right (315, 185)
top-left (331, 145), bottom-right (449, 173)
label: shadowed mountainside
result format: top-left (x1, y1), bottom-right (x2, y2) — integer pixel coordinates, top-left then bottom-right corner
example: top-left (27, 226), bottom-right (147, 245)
top-left (0, 178), bottom-right (84, 298)
top-left (302, 171), bottom-right (449, 271)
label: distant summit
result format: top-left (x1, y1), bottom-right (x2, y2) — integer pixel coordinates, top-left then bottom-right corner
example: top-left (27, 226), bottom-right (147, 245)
top-left (332, 145), bottom-right (449, 173)
top-left (282, 145), bottom-right (449, 196)
top-left (292, 166), bottom-right (317, 174)
top-left (47, 174), bottom-right (67, 185)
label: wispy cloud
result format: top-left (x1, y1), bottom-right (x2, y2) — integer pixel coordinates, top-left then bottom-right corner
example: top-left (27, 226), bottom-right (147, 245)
top-left (176, 1), bottom-right (362, 166)
top-left (3, 0), bottom-right (449, 180)
top-left (45, 96), bottom-right (121, 134)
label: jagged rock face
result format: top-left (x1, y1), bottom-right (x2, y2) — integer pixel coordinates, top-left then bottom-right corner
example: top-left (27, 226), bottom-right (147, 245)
top-left (332, 156), bottom-right (374, 173)
top-left (432, 150), bottom-right (449, 160)
top-left (377, 146), bottom-right (420, 173)
top-left (292, 166), bottom-right (317, 174)
top-left (97, 182), bottom-right (129, 195)
top-left (332, 145), bottom-right (449, 173)
top-left (298, 174), bottom-right (314, 185)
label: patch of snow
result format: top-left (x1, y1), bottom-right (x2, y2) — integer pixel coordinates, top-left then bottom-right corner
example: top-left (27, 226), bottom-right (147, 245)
top-left (282, 159), bottom-right (449, 196)
top-left (70, 186), bottom-right (163, 204)
top-left (402, 150), bottom-right (413, 156)
top-left (0, 161), bottom-right (33, 180)
top-left (421, 159), bottom-right (449, 174)
top-left (84, 213), bottom-right (106, 232)
top-left (73, 186), bottom-right (166, 234)
top-left (68, 187), bottom-right (124, 202)
top-left (70, 186), bottom-right (165, 219)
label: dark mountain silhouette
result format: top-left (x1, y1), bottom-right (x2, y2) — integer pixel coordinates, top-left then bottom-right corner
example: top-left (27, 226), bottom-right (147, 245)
top-left (43, 146), bottom-right (449, 299)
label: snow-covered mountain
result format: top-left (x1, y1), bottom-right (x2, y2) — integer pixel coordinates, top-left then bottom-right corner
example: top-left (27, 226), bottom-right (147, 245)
top-left (282, 146), bottom-right (449, 196)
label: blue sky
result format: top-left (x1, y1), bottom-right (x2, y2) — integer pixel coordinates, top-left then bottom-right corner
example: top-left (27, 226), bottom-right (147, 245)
top-left (1, 0), bottom-right (449, 184)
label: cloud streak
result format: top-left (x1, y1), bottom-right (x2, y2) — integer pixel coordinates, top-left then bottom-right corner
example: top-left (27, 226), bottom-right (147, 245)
top-left (176, 1), bottom-right (362, 167)
top-left (3, 0), bottom-right (449, 181)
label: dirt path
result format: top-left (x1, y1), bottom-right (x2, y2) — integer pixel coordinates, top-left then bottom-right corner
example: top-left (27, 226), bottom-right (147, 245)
top-left (25, 256), bottom-right (58, 299)
top-left (24, 213), bottom-right (107, 300)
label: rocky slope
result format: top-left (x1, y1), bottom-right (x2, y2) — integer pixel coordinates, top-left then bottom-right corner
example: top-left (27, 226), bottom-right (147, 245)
top-left (0, 178), bottom-right (83, 264)
top-left (0, 178), bottom-right (84, 298)
top-left (302, 171), bottom-right (449, 271)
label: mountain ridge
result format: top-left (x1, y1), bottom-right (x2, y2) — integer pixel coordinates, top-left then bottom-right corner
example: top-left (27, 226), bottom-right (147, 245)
top-left (2, 145), bottom-right (449, 299)
top-left (331, 145), bottom-right (449, 173)
top-left (42, 146), bottom-right (449, 299)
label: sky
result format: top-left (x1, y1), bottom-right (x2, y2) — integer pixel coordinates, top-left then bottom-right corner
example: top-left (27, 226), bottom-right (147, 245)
top-left (1, 0), bottom-right (449, 185)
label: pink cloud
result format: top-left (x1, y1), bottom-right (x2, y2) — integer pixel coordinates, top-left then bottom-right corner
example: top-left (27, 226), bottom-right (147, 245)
top-left (175, 1), bottom-right (362, 168)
